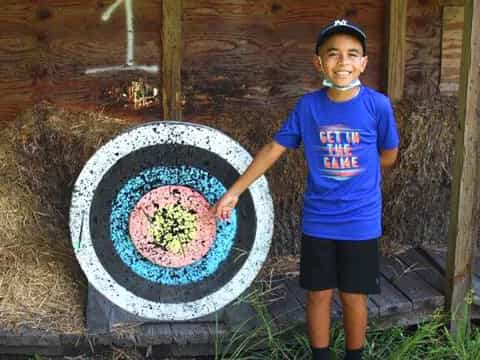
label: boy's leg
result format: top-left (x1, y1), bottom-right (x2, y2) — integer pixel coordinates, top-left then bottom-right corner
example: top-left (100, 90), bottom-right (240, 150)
top-left (336, 238), bottom-right (380, 358)
top-left (299, 234), bottom-right (338, 359)
top-left (339, 291), bottom-right (367, 350)
top-left (307, 289), bottom-right (334, 348)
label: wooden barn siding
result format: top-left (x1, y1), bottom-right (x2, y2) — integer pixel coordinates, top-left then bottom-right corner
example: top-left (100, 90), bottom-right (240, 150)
top-left (0, 1), bottom-right (386, 127)
top-left (0, 1), bottom-right (466, 125)
top-left (439, 6), bottom-right (463, 94)
top-left (182, 0), bottom-right (386, 121)
top-left (0, 1), bottom-right (163, 126)
top-left (405, 0), bottom-right (464, 98)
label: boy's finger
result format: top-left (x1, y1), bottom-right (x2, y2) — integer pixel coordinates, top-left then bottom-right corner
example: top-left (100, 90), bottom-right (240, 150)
top-left (222, 208), bottom-right (232, 221)
top-left (217, 207), bottom-right (226, 221)
top-left (218, 205), bottom-right (228, 218)
top-left (216, 205), bottom-right (227, 219)
top-left (210, 203), bottom-right (218, 215)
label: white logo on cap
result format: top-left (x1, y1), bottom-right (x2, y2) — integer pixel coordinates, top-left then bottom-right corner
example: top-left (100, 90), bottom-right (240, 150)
top-left (334, 20), bottom-right (347, 26)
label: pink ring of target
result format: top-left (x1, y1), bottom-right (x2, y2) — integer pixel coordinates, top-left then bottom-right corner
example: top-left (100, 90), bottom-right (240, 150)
top-left (129, 185), bottom-right (216, 268)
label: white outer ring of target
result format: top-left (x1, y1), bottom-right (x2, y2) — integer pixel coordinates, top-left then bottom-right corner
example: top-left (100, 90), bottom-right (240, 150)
top-left (69, 121), bottom-right (274, 320)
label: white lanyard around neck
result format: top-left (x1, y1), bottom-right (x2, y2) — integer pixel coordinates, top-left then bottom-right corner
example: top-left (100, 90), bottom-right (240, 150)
top-left (322, 79), bottom-right (361, 91)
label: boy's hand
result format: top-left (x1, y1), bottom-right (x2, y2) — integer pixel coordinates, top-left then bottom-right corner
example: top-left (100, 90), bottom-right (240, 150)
top-left (212, 192), bottom-right (239, 221)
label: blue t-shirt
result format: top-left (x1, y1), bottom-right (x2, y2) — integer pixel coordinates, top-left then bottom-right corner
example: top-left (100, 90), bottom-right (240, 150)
top-left (274, 86), bottom-right (399, 240)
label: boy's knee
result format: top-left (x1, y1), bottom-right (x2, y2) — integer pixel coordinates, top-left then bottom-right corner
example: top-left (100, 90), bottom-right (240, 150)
top-left (339, 292), bottom-right (367, 307)
top-left (308, 289), bottom-right (334, 305)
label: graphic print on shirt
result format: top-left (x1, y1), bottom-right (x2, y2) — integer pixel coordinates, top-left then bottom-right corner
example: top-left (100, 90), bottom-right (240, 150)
top-left (318, 125), bottom-right (364, 180)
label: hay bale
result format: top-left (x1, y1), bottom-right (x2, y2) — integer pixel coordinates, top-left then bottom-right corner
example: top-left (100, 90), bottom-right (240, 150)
top-left (0, 102), bottom-right (133, 332)
top-left (382, 96), bottom-right (457, 254)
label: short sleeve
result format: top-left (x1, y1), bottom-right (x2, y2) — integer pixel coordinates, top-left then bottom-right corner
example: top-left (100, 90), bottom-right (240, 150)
top-left (376, 96), bottom-right (400, 151)
top-left (273, 99), bottom-right (303, 149)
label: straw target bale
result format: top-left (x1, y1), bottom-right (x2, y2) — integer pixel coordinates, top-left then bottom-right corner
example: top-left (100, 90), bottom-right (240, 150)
top-left (0, 102), bottom-right (133, 332)
top-left (382, 97), bottom-right (457, 254)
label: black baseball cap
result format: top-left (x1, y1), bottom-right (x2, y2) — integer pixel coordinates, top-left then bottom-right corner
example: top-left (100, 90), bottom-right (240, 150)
top-left (315, 19), bottom-right (367, 55)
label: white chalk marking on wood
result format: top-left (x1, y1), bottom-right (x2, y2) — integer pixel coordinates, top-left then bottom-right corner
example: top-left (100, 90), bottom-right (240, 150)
top-left (86, 0), bottom-right (159, 74)
top-left (85, 65), bottom-right (159, 74)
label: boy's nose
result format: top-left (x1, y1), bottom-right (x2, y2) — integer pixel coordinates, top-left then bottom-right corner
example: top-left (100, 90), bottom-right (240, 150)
top-left (337, 55), bottom-right (349, 64)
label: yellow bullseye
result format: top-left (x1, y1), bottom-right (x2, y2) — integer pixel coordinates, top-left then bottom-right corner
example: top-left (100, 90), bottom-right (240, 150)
top-left (149, 204), bottom-right (197, 255)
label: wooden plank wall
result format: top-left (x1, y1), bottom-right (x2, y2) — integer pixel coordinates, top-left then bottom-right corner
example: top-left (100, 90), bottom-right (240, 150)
top-left (162, 0), bottom-right (183, 120)
top-left (0, 1), bottom-right (163, 125)
top-left (0, 1), bottom-right (467, 124)
top-left (386, 0), bottom-right (407, 101)
top-left (182, 0), bottom-right (386, 122)
top-left (405, 0), bottom-right (464, 98)
top-left (440, 6), bottom-right (464, 94)
top-left (0, 1), bottom-right (386, 127)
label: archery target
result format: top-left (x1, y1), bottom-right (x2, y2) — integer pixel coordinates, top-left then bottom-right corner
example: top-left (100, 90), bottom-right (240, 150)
top-left (69, 121), bottom-right (273, 320)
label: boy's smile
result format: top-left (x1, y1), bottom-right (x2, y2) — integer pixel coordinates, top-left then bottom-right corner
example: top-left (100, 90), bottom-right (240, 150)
top-left (316, 34), bottom-right (368, 95)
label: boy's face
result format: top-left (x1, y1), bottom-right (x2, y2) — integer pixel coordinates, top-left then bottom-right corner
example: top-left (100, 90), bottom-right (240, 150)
top-left (315, 33), bottom-right (368, 87)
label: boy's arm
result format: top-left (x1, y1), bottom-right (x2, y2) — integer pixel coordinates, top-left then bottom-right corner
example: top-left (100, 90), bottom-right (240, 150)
top-left (380, 148), bottom-right (398, 168)
top-left (212, 140), bottom-right (288, 219)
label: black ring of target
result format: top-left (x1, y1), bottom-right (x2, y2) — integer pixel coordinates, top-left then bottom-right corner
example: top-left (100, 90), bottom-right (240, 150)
top-left (90, 143), bottom-right (257, 303)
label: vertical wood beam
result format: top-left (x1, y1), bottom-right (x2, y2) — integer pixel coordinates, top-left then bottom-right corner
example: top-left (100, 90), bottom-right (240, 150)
top-left (386, 0), bottom-right (407, 101)
top-left (445, 0), bottom-right (480, 334)
top-left (162, 0), bottom-right (183, 120)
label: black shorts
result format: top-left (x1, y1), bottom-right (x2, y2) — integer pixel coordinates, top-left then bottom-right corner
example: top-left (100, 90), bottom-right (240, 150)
top-left (300, 234), bottom-right (380, 294)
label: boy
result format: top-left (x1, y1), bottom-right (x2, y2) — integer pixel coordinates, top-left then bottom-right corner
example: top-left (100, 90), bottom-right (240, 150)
top-left (212, 19), bottom-right (399, 360)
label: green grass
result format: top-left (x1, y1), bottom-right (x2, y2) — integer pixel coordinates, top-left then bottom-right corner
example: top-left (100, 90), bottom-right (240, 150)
top-left (215, 290), bottom-right (480, 360)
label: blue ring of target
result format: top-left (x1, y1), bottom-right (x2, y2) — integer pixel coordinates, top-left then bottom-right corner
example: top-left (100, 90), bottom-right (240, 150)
top-left (110, 165), bottom-right (237, 285)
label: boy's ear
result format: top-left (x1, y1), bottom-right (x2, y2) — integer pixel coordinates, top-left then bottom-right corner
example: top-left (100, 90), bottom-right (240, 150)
top-left (360, 56), bottom-right (368, 73)
top-left (312, 54), bottom-right (323, 72)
